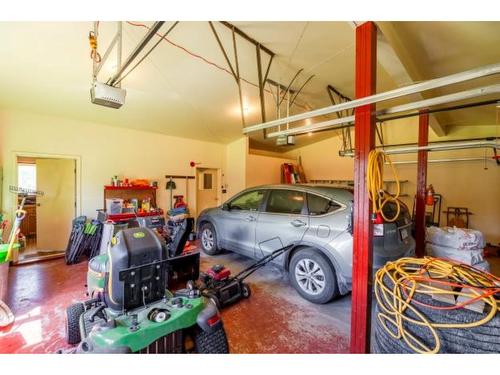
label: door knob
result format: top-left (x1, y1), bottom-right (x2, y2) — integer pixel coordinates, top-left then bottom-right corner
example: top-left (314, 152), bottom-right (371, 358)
top-left (291, 219), bottom-right (306, 227)
top-left (36, 203), bottom-right (41, 207)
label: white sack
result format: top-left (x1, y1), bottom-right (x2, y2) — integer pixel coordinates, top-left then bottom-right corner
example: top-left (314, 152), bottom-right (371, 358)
top-left (426, 243), bottom-right (484, 265)
top-left (426, 226), bottom-right (485, 250)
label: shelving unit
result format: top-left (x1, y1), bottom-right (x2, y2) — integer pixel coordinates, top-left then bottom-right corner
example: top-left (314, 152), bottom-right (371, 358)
top-left (103, 185), bottom-right (158, 210)
top-left (99, 185), bottom-right (163, 222)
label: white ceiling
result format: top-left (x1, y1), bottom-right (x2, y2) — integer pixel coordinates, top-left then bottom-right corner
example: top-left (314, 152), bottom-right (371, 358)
top-left (0, 21), bottom-right (499, 151)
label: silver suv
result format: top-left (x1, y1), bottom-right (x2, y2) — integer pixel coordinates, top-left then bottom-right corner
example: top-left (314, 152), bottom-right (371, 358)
top-left (197, 184), bottom-right (415, 304)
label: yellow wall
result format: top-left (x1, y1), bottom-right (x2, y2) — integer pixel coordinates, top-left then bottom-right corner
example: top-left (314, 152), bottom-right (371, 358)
top-left (0, 110), bottom-right (226, 219)
top-left (223, 137), bottom-right (248, 200)
top-left (285, 119), bottom-right (500, 244)
top-left (246, 153), bottom-right (296, 188)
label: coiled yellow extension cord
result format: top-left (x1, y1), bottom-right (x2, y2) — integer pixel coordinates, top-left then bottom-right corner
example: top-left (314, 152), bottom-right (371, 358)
top-left (375, 257), bottom-right (500, 354)
top-left (367, 149), bottom-right (401, 222)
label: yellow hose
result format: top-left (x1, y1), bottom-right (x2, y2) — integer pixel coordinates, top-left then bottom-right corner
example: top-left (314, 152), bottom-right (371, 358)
top-left (375, 257), bottom-right (500, 354)
top-left (367, 150), bottom-right (401, 222)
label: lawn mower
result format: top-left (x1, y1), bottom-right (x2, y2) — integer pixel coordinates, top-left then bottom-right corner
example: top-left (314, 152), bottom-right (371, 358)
top-left (199, 244), bottom-right (293, 309)
top-left (65, 226), bottom-right (229, 354)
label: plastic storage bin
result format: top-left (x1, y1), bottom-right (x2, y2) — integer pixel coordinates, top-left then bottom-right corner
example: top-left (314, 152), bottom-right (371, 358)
top-left (105, 198), bottom-right (124, 214)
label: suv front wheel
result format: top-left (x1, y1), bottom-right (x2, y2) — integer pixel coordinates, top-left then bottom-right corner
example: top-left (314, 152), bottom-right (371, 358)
top-left (199, 223), bottom-right (220, 255)
top-left (289, 248), bottom-right (338, 304)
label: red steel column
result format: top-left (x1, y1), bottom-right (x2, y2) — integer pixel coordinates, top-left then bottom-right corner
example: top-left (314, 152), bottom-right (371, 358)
top-left (350, 21), bottom-right (377, 354)
top-left (415, 111), bottom-right (429, 257)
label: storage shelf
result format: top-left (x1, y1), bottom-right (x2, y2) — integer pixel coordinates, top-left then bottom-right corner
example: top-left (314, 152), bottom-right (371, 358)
top-left (104, 185), bottom-right (157, 190)
top-left (97, 209), bottom-right (164, 222)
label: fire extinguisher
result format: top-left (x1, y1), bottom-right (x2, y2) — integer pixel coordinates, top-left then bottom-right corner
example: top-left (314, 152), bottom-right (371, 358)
top-left (426, 184), bottom-right (435, 206)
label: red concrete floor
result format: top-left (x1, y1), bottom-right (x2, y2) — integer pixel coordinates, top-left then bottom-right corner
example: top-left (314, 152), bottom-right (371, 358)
top-left (1, 259), bottom-right (88, 353)
top-left (0, 252), bottom-right (351, 354)
top-left (2, 251), bottom-right (498, 354)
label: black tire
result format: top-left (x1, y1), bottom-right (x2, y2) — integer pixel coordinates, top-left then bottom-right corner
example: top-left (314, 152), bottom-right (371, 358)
top-left (241, 283), bottom-right (251, 298)
top-left (199, 223), bottom-right (220, 255)
top-left (66, 303), bottom-right (85, 345)
top-left (374, 273), bottom-right (500, 353)
top-left (193, 326), bottom-right (229, 354)
top-left (289, 248), bottom-right (338, 304)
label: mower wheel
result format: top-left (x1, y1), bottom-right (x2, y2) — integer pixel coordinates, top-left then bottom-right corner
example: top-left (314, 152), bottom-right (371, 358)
top-left (193, 325), bottom-right (229, 354)
top-left (66, 303), bottom-right (85, 345)
top-left (241, 283), bottom-right (251, 298)
top-left (204, 292), bottom-right (221, 310)
top-left (199, 223), bottom-right (220, 255)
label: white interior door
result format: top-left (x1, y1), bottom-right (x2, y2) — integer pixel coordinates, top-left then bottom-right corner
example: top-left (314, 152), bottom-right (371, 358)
top-left (196, 168), bottom-right (219, 215)
top-left (36, 158), bottom-right (76, 251)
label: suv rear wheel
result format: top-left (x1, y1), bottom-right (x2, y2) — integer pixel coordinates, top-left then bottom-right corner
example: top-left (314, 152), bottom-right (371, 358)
top-left (289, 248), bottom-right (338, 304)
top-left (199, 223), bottom-right (220, 255)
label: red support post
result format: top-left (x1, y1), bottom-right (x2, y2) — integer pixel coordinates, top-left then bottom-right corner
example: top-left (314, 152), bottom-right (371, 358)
top-left (415, 111), bottom-right (429, 257)
top-left (350, 21), bottom-right (377, 354)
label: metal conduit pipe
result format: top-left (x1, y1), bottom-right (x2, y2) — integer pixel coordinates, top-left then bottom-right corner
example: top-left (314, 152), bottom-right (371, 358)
top-left (389, 157), bottom-right (496, 165)
top-left (339, 140), bottom-right (499, 157)
top-left (243, 62), bottom-right (500, 134)
top-left (267, 84), bottom-right (500, 138)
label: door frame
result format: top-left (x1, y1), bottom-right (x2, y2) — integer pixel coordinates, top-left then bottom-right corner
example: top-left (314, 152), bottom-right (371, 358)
top-left (11, 151), bottom-right (82, 221)
top-left (195, 167), bottom-right (222, 218)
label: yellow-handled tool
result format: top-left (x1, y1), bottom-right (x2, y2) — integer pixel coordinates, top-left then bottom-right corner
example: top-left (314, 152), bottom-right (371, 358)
top-left (6, 198), bottom-right (27, 262)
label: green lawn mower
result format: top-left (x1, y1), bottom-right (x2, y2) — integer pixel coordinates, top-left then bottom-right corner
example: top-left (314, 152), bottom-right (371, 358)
top-left (64, 226), bottom-right (229, 354)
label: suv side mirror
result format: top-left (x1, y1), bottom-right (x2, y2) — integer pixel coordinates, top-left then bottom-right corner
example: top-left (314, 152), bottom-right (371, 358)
top-left (221, 203), bottom-right (230, 211)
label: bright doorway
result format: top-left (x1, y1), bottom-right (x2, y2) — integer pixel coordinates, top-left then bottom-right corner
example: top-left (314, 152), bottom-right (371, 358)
top-left (14, 155), bottom-right (77, 263)
top-left (196, 168), bottom-right (220, 216)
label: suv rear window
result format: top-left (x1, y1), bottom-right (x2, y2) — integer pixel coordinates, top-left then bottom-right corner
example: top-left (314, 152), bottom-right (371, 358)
top-left (307, 193), bottom-right (342, 216)
top-left (265, 190), bottom-right (305, 214)
top-left (230, 190), bottom-right (265, 211)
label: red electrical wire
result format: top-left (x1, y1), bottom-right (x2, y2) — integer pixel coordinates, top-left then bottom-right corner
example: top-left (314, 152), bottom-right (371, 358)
top-left (399, 280), bottom-right (499, 311)
top-left (125, 21), bottom-right (311, 111)
top-left (126, 21), bottom-right (265, 90)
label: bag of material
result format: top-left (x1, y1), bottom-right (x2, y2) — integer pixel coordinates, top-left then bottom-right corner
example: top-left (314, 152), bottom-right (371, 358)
top-left (425, 243), bottom-right (485, 266)
top-left (471, 260), bottom-right (490, 273)
top-left (426, 226), bottom-right (485, 250)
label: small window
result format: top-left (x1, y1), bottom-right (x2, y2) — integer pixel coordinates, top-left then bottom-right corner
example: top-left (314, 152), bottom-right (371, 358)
top-left (307, 193), bottom-right (341, 216)
top-left (265, 190), bottom-right (304, 215)
top-left (203, 173), bottom-right (213, 190)
top-left (18, 164), bottom-right (37, 194)
top-left (230, 190), bottom-right (265, 211)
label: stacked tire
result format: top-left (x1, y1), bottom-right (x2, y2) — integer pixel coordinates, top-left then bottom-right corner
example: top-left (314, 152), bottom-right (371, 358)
top-left (374, 274), bottom-right (500, 354)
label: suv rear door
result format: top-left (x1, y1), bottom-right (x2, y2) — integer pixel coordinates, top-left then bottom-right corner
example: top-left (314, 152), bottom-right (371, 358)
top-left (305, 192), bottom-right (348, 242)
top-left (254, 188), bottom-right (309, 259)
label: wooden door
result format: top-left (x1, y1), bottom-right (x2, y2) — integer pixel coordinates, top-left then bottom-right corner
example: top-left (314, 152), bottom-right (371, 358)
top-left (196, 168), bottom-right (219, 216)
top-left (36, 158), bottom-right (76, 251)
